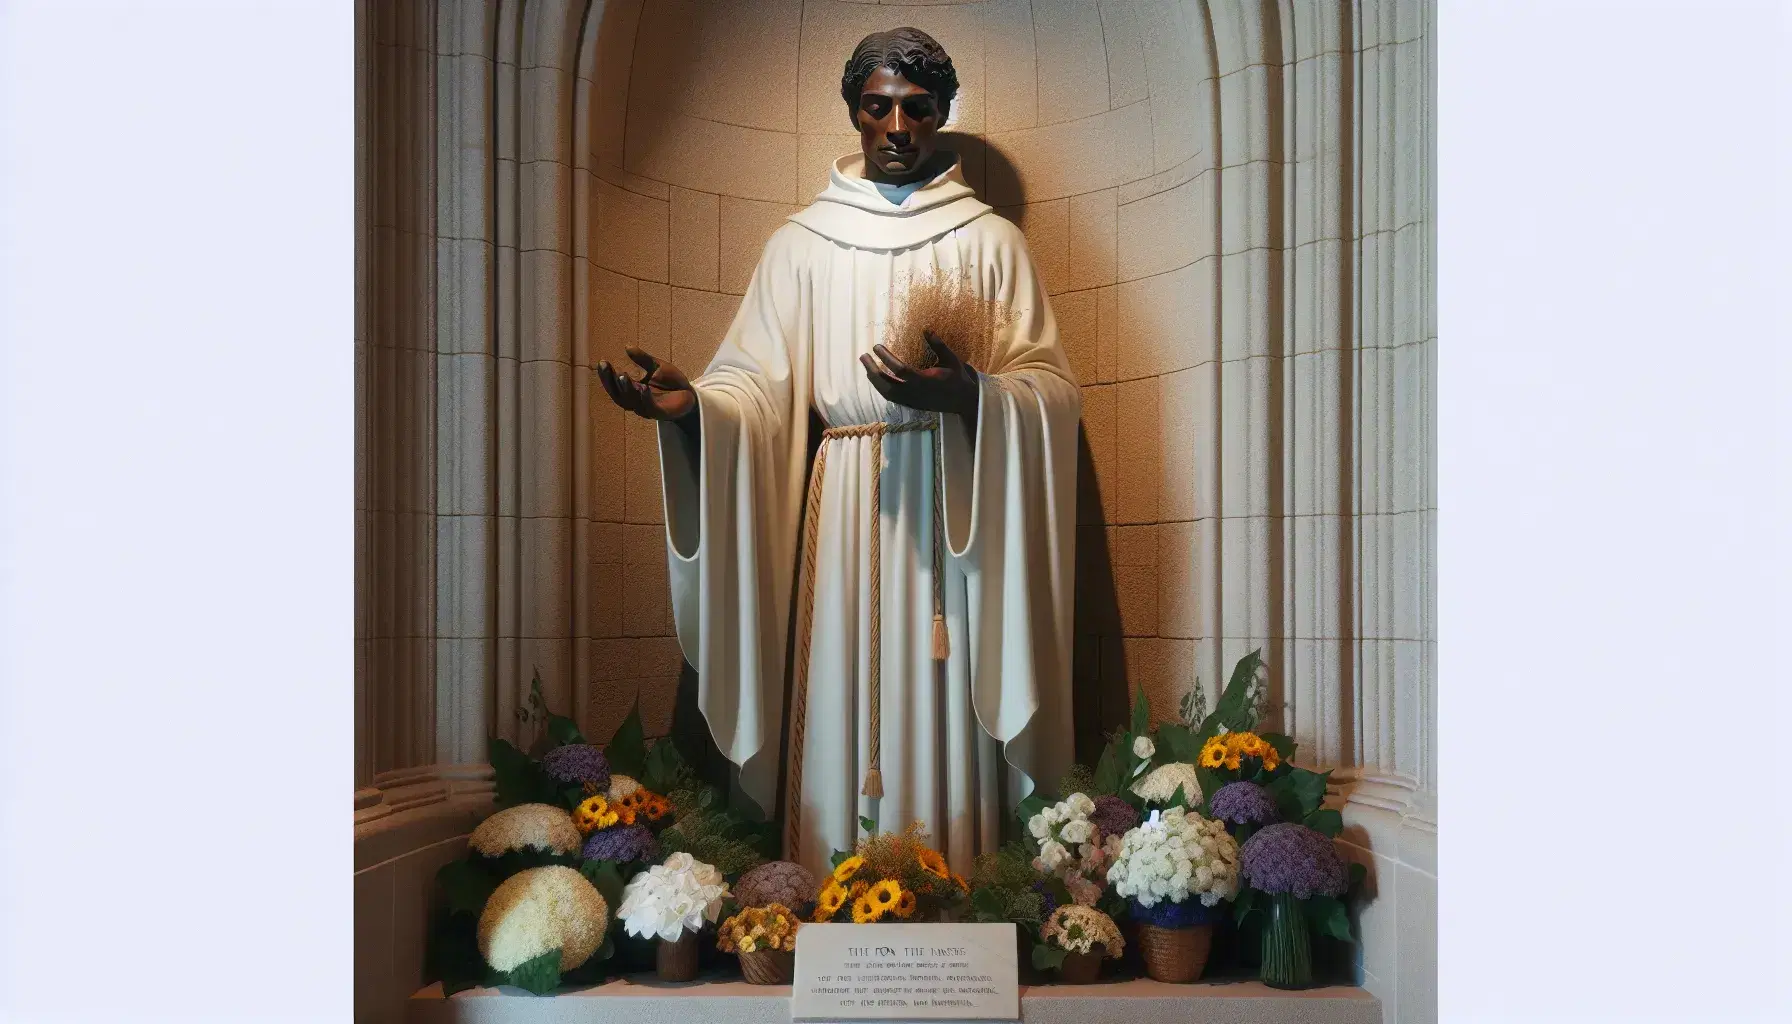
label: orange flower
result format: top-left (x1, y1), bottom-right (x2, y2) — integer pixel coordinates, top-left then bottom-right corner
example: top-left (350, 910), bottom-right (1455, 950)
top-left (917, 848), bottom-right (949, 880)
top-left (894, 889), bottom-right (917, 919)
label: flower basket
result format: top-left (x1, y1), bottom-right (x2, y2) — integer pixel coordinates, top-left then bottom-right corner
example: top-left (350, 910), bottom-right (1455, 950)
top-left (1056, 950), bottom-right (1103, 985)
top-left (656, 932), bottom-right (700, 981)
top-left (738, 947), bottom-right (795, 985)
top-left (1260, 892), bottom-right (1313, 989)
top-left (1138, 923), bottom-right (1214, 984)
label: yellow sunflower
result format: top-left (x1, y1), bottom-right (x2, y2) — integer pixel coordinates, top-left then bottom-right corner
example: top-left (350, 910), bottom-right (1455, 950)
top-left (869, 879), bottom-right (902, 910)
top-left (573, 794), bottom-right (619, 833)
top-left (917, 848), bottom-right (949, 880)
top-left (1199, 740), bottom-right (1227, 768)
top-left (1260, 744), bottom-right (1282, 770)
top-left (1223, 749), bottom-right (1242, 770)
top-left (851, 893), bottom-right (885, 924)
top-left (849, 880), bottom-right (869, 899)
top-left (816, 882), bottom-right (848, 919)
top-left (832, 855), bottom-right (864, 884)
top-left (951, 873), bottom-right (969, 892)
top-left (894, 888), bottom-right (917, 919)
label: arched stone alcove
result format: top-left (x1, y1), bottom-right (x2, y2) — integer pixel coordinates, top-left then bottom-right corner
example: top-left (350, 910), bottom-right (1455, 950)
top-left (355, 2), bottom-right (1435, 1020)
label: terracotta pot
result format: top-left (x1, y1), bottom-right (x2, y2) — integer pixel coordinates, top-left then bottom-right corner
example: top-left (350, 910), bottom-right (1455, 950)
top-left (737, 948), bottom-right (795, 985)
top-left (1056, 950), bottom-right (1103, 985)
top-left (656, 933), bottom-right (700, 982)
top-left (1137, 923), bottom-right (1214, 984)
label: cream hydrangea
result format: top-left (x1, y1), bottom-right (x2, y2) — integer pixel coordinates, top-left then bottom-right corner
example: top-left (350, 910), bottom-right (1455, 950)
top-left (469, 803), bottom-right (582, 857)
top-left (617, 852), bottom-right (730, 942)
top-left (1107, 807), bottom-right (1240, 908)
top-left (476, 865), bottom-right (610, 972)
top-left (1132, 735), bottom-right (1156, 760)
top-left (1131, 761), bottom-right (1204, 806)
top-left (1041, 904), bottom-right (1125, 957)
top-left (607, 774), bottom-right (641, 801)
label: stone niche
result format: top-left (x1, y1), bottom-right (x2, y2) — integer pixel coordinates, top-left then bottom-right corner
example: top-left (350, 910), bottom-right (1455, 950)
top-left (355, 1), bottom-right (1436, 1022)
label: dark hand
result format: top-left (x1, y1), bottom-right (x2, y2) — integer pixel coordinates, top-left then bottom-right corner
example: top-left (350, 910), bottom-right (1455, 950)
top-left (860, 332), bottom-right (980, 420)
top-left (596, 347), bottom-right (696, 423)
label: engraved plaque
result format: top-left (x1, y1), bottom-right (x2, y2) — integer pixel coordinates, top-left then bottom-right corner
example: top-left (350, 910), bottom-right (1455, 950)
top-left (791, 923), bottom-right (1019, 1020)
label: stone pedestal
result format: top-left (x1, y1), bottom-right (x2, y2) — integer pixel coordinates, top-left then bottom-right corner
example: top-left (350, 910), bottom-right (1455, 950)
top-left (406, 976), bottom-right (1381, 1024)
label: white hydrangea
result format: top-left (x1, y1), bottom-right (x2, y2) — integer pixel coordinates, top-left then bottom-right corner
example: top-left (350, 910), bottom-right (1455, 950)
top-left (477, 865), bottom-right (609, 972)
top-left (607, 775), bottom-right (641, 800)
top-left (1133, 735), bottom-right (1156, 759)
top-left (1107, 807), bottom-right (1239, 908)
top-left (1131, 762), bottom-right (1205, 806)
top-left (617, 852), bottom-right (730, 942)
top-left (469, 803), bottom-right (582, 858)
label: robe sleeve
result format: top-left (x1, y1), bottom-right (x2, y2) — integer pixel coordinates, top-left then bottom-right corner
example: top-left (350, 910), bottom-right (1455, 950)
top-left (937, 215), bottom-right (1082, 800)
top-left (656, 225), bottom-right (811, 814)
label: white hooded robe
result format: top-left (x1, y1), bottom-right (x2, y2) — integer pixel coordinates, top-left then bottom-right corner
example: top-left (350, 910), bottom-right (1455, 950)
top-left (656, 153), bottom-right (1080, 875)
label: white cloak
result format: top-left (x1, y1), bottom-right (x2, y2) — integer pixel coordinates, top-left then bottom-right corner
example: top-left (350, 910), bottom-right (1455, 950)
top-left (656, 154), bottom-right (1080, 875)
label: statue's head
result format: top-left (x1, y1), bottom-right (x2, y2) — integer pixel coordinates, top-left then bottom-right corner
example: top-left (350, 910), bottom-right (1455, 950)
top-left (841, 27), bottom-right (959, 184)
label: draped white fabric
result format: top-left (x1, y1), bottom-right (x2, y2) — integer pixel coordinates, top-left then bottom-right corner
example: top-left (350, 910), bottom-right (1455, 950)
top-left (657, 155), bottom-right (1080, 875)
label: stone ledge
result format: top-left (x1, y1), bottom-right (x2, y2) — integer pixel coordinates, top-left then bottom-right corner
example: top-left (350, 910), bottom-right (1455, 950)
top-left (407, 976), bottom-right (1380, 1024)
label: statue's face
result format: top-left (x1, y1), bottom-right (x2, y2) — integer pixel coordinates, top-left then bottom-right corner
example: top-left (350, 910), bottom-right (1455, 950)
top-left (856, 66), bottom-right (943, 182)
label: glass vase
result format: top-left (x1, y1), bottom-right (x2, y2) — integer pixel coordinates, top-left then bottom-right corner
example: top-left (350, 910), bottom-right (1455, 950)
top-left (1260, 892), bottom-right (1313, 989)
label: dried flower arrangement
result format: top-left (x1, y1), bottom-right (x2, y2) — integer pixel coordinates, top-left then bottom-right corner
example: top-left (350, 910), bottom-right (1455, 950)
top-left (880, 264), bottom-right (1015, 371)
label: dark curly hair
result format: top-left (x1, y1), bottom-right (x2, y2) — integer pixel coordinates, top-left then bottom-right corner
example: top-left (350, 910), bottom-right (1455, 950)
top-left (840, 27), bottom-right (959, 129)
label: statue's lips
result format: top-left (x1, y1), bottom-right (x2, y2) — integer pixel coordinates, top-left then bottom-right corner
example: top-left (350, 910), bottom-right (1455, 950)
top-left (879, 147), bottom-right (918, 162)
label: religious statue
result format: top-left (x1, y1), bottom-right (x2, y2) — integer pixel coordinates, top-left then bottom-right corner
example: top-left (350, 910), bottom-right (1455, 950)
top-left (596, 28), bottom-right (1079, 876)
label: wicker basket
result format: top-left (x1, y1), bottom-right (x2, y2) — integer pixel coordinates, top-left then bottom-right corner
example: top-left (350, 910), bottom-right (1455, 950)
top-left (1056, 950), bottom-right (1103, 985)
top-left (738, 948), bottom-right (795, 985)
top-left (656, 932), bottom-right (700, 982)
top-left (1138, 923), bottom-right (1214, 984)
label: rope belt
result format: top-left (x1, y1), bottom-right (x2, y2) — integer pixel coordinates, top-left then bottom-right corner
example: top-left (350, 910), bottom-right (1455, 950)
top-left (786, 415), bottom-right (949, 854)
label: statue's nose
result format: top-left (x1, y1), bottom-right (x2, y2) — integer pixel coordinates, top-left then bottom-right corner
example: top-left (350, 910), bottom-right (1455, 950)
top-left (887, 129), bottom-right (911, 147)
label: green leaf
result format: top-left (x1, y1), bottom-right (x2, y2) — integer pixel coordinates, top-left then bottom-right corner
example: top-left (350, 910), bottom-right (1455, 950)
top-left (1304, 807), bottom-right (1343, 837)
top-left (1031, 942), bottom-right (1067, 972)
top-left (830, 850), bottom-right (850, 869)
top-left (1194, 766), bottom-right (1231, 805)
top-left (1305, 895), bottom-right (1353, 943)
top-left (1293, 768), bottom-right (1331, 818)
top-left (1014, 794), bottom-right (1048, 830)
top-left (1196, 650), bottom-right (1263, 743)
top-left (1130, 689), bottom-right (1150, 736)
top-left (546, 712), bottom-right (584, 747)
top-left (503, 948), bottom-right (563, 995)
top-left (858, 815), bottom-right (878, 837)
top-left (1263, 732), bottom-right (1297, 762)
top-left (604, 702), bottom-right (647, 778)
top-left (1232, 886), bottom-right (1258, 926)
top-left (1092, 739), bottom-right (1123, 796)
top-left (1166, 783), bottom-right (1190, 810)
top-left (642, 737), bottom-right (685, 793)
top-left (970, 887), bottom-right (1007, 923)
top-left (437, 860), bottom-right (497, 917)
top-left (1156, 722), bottom-right (1199, 763)
top-left (579, 860), bottom-right (625, 910)
top-left (489, 737), bottom-right (556, 809)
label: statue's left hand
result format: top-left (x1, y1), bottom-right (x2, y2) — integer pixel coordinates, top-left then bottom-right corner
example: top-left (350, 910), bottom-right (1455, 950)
top-left (861, 331), bottom-right (980, 420)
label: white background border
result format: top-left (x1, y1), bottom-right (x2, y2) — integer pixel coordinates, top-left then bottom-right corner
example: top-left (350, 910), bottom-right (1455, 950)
top-left (1, 1), bottom-right (1786, 1020)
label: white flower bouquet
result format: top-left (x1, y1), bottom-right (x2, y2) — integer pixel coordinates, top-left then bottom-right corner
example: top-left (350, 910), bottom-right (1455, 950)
top-left (1107, 807), bottom-right (1240, 913)
top-left (1025, 793), bottom-right (1122, 907)
top-left (616, 852), bottom-right (731, 942)
top-left (1040, 905), bottom-right (1124, 958)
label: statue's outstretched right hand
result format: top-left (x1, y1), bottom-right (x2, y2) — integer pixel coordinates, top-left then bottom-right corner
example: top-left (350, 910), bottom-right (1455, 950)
top-left (596, 347), bottom-right (696, 422)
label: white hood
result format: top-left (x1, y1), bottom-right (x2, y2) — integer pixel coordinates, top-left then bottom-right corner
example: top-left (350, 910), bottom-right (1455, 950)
top-left (787, 153), bottom-right (992, 251)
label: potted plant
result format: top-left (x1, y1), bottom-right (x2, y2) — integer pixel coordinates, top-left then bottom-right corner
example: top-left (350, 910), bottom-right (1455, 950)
top-left (1036, 905), bottom-right (1124, 984)
top-left (1238, 822), bottom-right (1352, 989)
top-left (616, 852), bottom-right (729, 981)
top-left (717, 904), bottom-right (801, 984)
top-left (1106, 807), bottom-right (1240, 983)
